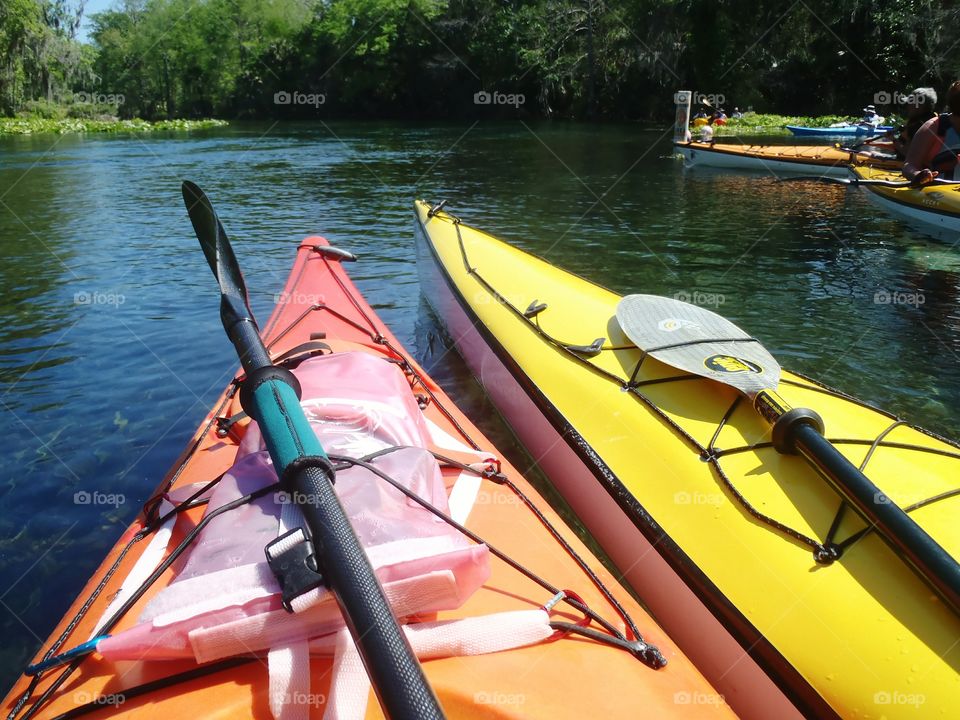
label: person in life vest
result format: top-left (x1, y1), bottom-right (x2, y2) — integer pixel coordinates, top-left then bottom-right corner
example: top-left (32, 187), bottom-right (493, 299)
top-left (861, 104), bottom-right (884, 126)
top-left (891, 87), bottom-right (938, 159)
top-left (904, 80), bottom-right (960, 184)
top-left (699, 115), bottom-right (716, 142)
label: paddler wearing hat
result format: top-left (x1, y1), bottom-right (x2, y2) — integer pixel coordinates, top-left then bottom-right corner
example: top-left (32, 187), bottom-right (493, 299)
top-left (861, 104), bottom-right (885, 126)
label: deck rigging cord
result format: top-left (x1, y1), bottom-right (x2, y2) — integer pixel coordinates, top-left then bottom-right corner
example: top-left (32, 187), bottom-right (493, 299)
top-left (439, 206), bottom-right (960, 565)
top-left (9, 246), bottom-right (659, 720)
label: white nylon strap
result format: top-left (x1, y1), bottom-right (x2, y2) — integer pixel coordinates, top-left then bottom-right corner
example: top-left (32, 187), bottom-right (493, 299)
top-left (92, 481), bottom-right (217, 637)
top-left (263, 610), bottom-right (553, 720)
top-left (309, 610), bottom-right (554, 720)
top-left (424, 418), bottom-right (499, 525)
top-left (319, 608), bottom-right (553, 660)
top-left (405, 609), bottom-right (553, 659)
top-left (446, 471), bottom-right (482, 526)
top-left (279, 491), bottom-right (306, 536)
top-left (190, 571), bottom-right (460, 663)
top-left (269, 641), bottom-right (310, 720)
top-left (277, 488), bottom-right (329, 614)
top-left (424, 418), bottom-right (475, 452)
top-left (90, 497), bottom-right (175, 638)
top-left (323, 628), bottom-right (369, 720)
top-left (269, 529), bottom-right (306, 555)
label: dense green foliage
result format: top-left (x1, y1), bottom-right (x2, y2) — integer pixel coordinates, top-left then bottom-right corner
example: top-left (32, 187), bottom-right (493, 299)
top-left (0, 116), bottom-right (227, 133)
top-left (2, 0), bottom-right (959, 121)
top-left (1, 1), bottom-right (94, 114)
top-left (711, 113), bottom-right (866, 136)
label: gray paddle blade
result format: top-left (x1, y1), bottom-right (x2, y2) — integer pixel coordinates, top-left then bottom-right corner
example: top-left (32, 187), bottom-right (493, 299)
top-left (616, 294), bottom-right (781, 397)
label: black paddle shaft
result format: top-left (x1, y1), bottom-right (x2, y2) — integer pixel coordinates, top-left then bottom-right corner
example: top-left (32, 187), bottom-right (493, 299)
top-left (793, 423), bottom-right (960, 614)
top-left (182, 181), bottom-right (445, 720)
top-left (295, 465), bottom-right (444, 718)
top-left (779, 175), bottom-right (960, 188)
top-left (615, 294), bottom-right (960, 617)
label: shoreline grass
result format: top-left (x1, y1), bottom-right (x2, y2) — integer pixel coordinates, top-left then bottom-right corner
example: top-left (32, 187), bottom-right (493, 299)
top-left (0, 113), bottom-right (902, 138)
top-left (0, 117), bottom-right (229, 135)
top-left (712, 112), bottom-right (901, 137)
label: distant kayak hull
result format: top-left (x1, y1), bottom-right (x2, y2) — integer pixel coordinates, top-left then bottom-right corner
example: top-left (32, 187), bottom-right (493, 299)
top-left (675, 141), bottom-right (900, 176)
top-left (786, 124), bottom-right (892, 136)
top-left (853, 165), bottom-right (960, 234)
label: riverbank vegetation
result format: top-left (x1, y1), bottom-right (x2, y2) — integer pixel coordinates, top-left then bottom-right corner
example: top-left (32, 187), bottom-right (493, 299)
top-left (713, 113), bottom-right (878, 136)
top-left (0, 117), bottom-right (228, 134)
top-left (2, 1), bottom-right (959, 123)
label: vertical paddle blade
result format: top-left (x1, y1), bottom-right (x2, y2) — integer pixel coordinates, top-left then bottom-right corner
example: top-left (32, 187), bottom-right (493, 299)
top-left (182, 181), bottom-right (270, 371)
top-left (615, 294), bottom-right (781, 397)
top-left (182, 181), bottom-right (257, 329)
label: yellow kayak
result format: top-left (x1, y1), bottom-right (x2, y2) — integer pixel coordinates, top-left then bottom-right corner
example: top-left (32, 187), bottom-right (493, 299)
top-left (676, 141), bottom-right (901, 177)
top-left (853, 165), bottom-right (960, 233)
top-left (414, 199), bottom-right (960, 720)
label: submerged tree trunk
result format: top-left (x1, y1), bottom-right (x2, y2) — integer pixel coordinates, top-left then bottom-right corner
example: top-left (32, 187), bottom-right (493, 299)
top-left (163, 54), bottom-right (173, 119)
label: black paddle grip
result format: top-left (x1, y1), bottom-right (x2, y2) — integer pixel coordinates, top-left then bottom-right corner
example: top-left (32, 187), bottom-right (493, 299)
top-left (294, 464), bottom-right (445, 719)
top-left (793, 423), bottom-right (960, 616)
top-left (771, 407), bottom-right (824, 454)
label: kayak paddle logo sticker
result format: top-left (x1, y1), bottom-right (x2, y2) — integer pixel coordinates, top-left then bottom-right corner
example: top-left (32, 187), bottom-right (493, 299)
top-left (658, 318), bottom-right (699, 332)
top-left (704, 354), bottom-right (762, 374)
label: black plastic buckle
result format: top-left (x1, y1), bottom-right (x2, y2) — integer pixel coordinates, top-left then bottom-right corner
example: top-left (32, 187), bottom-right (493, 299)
top-left (265, 528), bottom-right (326, 612)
